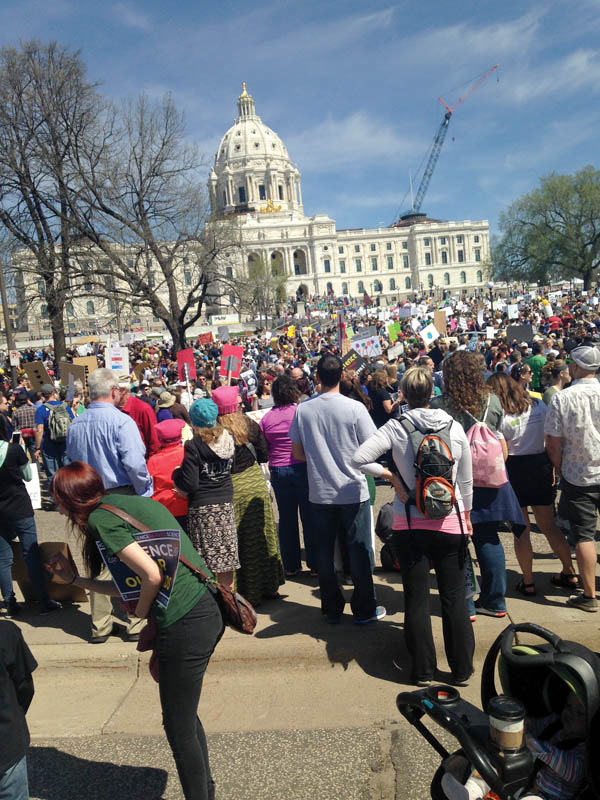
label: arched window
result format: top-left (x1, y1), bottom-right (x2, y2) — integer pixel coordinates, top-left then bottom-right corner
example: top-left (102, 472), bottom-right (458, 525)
top-left (326, 281), bottom-right (333, 294)
top-left (358, 280), bottom-right (365, 293)
top-left (405, 277), bottom-right (411, 289)
top-left (87, 301), bottom-right (95, 315)
top-left (389, 278), bottom-right (396, 290)
top-left (427, 274), bottom-right (434, 287)
top-left (41, 304), bottom-right (48, 319)
top-left (374, 280), bottom-right (382, 292)
top-left (66, 302), bottom-right (74, 317)
top-left (342, 282), bottom-right (348, 295)
top-left (107, 300), bottom-right (115, 313)
top-left (460, 271), bottom-right (466, 284)
top-left (476, 270), bottom-right (483, 283)
top-left (443, 272), bottom-right (450, 285)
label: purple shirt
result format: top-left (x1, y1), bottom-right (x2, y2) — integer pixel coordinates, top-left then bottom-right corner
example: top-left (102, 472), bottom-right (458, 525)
top-left (259, 405), bottom-right (301, 467)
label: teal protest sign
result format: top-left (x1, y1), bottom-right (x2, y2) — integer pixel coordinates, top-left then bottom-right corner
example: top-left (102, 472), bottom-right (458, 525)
top-left (97, 529), bottom-right (181, 609)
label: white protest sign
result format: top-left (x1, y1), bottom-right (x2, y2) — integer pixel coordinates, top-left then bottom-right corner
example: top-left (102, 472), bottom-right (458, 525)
top-left (397, 307), bottom-right (412, 318)
top-left (486, 327), bottom-right (495, 339)
top-left (543, 304), bottom-right (554, 318)
top-left (444, 306), bottom-right (454, 318)
top-left (9, 350), bottom-right (19, 367)
top-left (25, 463), bottom-right (42, 510)
top-left (477, 310), bottom-right (484, 327)
top-left (507, 305), bottom-right (519, 320)
top-left (387, 342), bottom-right (404, 359)
top-left (105, 341), bottom-right (130, 375)
top-left (410, 317), bottom-right (421, 333)
top-left (123, 332), bottom-right (134, 345)
top-left (419, 323), bottom-right (440, 345)
top-left (352, 334), bottom-right (382, 358)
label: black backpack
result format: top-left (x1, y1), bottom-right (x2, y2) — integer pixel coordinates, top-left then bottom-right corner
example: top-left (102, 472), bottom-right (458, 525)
top-left (400, 416), bottom-right (456, 520)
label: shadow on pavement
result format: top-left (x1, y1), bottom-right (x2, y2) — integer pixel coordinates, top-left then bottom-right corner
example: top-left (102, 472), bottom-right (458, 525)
top-left (13, 602), bottom-right (91, 641)
top-left (28, 746), bottom-right (169, 800)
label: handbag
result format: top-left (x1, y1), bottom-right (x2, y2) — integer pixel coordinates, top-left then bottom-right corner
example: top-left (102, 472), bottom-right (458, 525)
top-left (99, 503), bottom-right (257, 635)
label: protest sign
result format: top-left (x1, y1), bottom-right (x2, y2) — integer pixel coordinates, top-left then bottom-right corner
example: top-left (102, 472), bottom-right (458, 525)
top-left (419, 323), bottom-right (440, 345)
top-left (132, 362), bottom-right (146, 380)
top-left (433, 311), bottom-right (447, 336)
top-left (177, 348), bottom-right (197, 382)
top-left (458, 316), bottom-right (468, 330)
top-left (341, 338), bottom-right (352, 355)
top-left (352, 326), bottom-right (377, 341)
top-left (444, 306), bottom-right (454, 318)
top-left (23, 362), bottom-right (52, 391)
top-left (507, 304), bottom-right (519, 320)
top-left (241, 369), bottom-right (258, 395)
top-left (387, 322), bottom-right (401, 343)
top-left (477, 310), bottom-right (484, 327)
top-left (410, 317), bottom-right (421, 333)
top-left (467, 335), bottom-right (479, 352)
top-left (486, 327), bottom-right (496, 340)
top-left (217, 325), bottom-right (230, 343)
top-left (542, 303), bottom-right (554, 318)
top-left (73, 356), bottom-right (99, 375)
top-left (352, 333), bottom-right (382, 358)
top-left (341, 347), bottom-right (368, 375)
top-left (246, 408), bottom-right (269, 424)
top-left (123, 332), bottom-right (135, 346)
top-left (197, 332), bottom-right (214, 346)
top-left (59, 361), bottom-right (87, 389)
top-left (506, 324), bottom-right (535, 343)
top-left (220, 344), bottom-right (244, 379)
top-left (387, 342), bottom-right (404, 360)
top-left (398, 306), bottom-right (412, 318)
top-left (97, 529), bottom-right (180, 610)
top-left (105, 341), bottom-right (130, 376)
top-left (296, 301), bottom-right (305, 318)
top-left (9, 350), bottom-right (19, 367)
top-left (25, 463), bottom-right (41, 510)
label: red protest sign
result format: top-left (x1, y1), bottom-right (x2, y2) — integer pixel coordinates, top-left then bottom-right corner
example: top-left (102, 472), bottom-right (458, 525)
top-left (220, 345), bottom-right (244, 379)
top-left (177, 348), bottom-right (197, 382)
top-left (197, 332), bottom-right (213, 346)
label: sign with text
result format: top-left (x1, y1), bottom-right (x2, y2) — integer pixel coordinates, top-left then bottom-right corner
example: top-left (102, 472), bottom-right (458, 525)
top-left (106, 342), bottom-right (130, 376)
top-left (177, 348), bottom-right (197, 382)
top-left (197, 332), bottom-right (214, 346)
top-left (96, 529), bottom-right (181, 610)
top-left (341, 347), bottom-right (368, 375)
top-left (9, 350), bottom-right (19, 367)
top-left (220, 344), bottom-right (244, 379)
top-left (241, 369), bottom-right (258, 395)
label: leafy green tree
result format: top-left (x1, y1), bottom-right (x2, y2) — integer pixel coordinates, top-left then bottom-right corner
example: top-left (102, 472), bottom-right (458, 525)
top-left (493, 166), bottom-right (600, 289)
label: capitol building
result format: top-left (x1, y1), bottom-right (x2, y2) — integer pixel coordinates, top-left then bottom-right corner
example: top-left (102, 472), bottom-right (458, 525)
top-left (20, 85), bottom-right (490, 338)
top-left (210, 84), bottom-right (490, 306)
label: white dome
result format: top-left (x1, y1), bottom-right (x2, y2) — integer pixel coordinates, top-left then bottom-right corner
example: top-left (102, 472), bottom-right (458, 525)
top-left (209, 84), bottom-right (303, 216)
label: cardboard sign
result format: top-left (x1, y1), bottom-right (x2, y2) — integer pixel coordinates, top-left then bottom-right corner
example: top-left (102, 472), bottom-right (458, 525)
top-left (217, 325), bottom-right (230, 343)
top-left (96, 529), bottom-right (181, 610)
top-left (506, 324), bottom-right (535, 343)
top-left (177, 348), bottom-right (197, 382)
top-left (220, 344), bottom-right (244, 379)
top-left (341, 338), bottom-right (352, 355)
top-left (197, 332), bottom-right (214, 346)
top-left (132, 362), bottom-right (146, 380)
top-left (341, 347), bottom-right (368, 375)
top-left (23, 361), bottom-right (52, 391)
top-left (73, 356), bottom-right (99, 375)
top-left (9, 350), bottom-right (19, 367)
top-left (241, 369), bottom-right (257, 395)
top-left (58, 361), bottom-right (87, 389)
top-left (433, 310), bottom-right (447, 336)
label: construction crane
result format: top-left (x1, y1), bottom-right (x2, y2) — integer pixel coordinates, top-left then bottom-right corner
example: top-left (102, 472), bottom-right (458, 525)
top-left (397, 64), bottom-right (499, 223)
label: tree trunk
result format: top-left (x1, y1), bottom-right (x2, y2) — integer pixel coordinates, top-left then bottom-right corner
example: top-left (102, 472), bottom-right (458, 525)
top-left (50, 311), bottom-right (67, 361)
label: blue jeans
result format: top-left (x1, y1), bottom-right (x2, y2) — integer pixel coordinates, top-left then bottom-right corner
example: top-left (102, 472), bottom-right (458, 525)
top-left (41, 448), bottom-right (68, 488)
top-left (309, 500), bottom-right (376, 620)
top-left (468, 523), bottom-right (507, 613)
top-left (0, 755), bottom-right (29, 800)
top-left (270, 463), bottom-right (315, 572)
top-left (0, 516), bottom-right (50, 604)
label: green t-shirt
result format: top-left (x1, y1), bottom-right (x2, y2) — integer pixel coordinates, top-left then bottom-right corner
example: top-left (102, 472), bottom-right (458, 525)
top-left (527, 354), bottom-right (547, 391)
top-left (88, 494), bottom-right (209, 629)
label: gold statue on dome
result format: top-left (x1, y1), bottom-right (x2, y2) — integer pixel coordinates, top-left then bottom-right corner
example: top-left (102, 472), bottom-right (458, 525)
top-left (260, 199), bottom-right (282, 213)
top-left (240, 82), bottom-right (249, 98)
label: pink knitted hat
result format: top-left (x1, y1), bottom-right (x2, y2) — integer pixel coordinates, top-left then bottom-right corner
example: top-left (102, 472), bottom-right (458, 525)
top-left (212, 385), bottom-right (239, 415)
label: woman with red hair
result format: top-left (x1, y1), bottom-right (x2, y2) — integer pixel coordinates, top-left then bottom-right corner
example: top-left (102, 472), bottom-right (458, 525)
top-left (46, 461), bottom-right (223, 800)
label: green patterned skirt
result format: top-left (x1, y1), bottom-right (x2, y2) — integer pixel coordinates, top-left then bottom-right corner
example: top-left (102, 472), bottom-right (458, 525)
top-left (232, 462), bottom-right (284, 606)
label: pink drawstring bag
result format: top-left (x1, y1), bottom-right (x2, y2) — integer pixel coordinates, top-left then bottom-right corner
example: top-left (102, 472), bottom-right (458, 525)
top-left (466, 420), bottom-right (507, 488)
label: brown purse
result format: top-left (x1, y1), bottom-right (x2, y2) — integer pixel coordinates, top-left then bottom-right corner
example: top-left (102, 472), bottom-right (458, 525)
top-left (99, 504), bottom-right (257, 635)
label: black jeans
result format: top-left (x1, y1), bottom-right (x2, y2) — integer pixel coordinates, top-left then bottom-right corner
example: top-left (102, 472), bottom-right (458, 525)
top-left (157, 591), bottom-right (224, 800)
top-left (393, 530), bottom-right (474, 682)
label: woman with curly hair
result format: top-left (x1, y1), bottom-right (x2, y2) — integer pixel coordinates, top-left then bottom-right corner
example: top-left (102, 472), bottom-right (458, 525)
top-left (540, 359), bottom-right (571, 405)
top-left (431, 351), bottom-right (526, 618)
top-left (486, 372), bottom-right (577, 596)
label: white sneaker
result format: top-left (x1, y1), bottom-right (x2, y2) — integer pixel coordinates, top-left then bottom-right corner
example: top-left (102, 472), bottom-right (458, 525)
top-left (354, 605), bottom-right (386, 625)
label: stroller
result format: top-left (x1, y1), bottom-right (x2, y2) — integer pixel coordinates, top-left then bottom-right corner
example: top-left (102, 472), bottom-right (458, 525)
top-left (396, 623), bottom-right (600, 800)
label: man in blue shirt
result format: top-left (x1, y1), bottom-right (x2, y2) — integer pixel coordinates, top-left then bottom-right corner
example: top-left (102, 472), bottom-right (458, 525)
top-left (66, 368), bottom-right (151, 643)
top-left (34, 383), bottom-right (73, 506)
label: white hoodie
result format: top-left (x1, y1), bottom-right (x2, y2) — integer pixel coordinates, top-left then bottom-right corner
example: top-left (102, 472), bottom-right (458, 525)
top-left (351, 407), bottom-right (473, 522)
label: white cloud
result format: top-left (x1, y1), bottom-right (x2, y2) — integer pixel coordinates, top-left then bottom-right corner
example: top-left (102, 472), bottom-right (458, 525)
top-left (286, 111), bottom-right (421, 172)
top-left (507, 48), bottom-right (600, 103)
top-left (111, 2), bottom-right (153, 33)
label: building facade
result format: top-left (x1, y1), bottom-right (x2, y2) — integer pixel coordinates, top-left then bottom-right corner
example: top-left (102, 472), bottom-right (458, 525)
top-left (210, 85), bottom-right (490, 305)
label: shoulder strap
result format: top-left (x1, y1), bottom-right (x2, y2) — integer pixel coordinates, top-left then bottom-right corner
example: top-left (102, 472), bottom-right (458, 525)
top-left (98, 503), bottom-right (216, 584)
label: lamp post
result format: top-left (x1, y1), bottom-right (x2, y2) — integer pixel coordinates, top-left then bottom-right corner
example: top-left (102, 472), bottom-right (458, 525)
top-left (487, 280), bottom-right (494, 315)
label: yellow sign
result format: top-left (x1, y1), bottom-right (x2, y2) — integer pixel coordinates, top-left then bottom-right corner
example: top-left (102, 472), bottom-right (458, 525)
top-left (287, 325), bottom-right (296, 339)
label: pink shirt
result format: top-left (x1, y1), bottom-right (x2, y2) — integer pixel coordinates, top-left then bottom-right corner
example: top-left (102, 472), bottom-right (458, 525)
top-left (259, 405), bottom-right (302, 467)
top-left (392, 510), bottom-right (468, 535)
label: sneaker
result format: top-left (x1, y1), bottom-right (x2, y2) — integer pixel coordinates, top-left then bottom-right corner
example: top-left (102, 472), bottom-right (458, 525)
top-left (415, 678), bottom-right (433, 687)
top-left (354, 606), bottom-right (386, 625)
top-left (474, 600), bottom-right (507, 618)
top-left (567, 594), bottom-right (598, 613)
top-left (39, 599), bottom-right (62, 615)
top-left (6, 595), bottom-right (22, 617)
top-left (451, 671), bottom-right (474, 687)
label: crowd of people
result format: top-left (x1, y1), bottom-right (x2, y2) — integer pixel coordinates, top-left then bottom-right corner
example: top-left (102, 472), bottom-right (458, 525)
top-left (1, 285), bottom-right (599, 800)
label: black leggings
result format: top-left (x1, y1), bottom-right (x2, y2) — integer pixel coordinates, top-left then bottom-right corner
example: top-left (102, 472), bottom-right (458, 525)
top-left (157, 591), bottom-right (224, 800)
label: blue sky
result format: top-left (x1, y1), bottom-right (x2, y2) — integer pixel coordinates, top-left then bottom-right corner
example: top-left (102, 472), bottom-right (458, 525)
top-left (1, 0), bottom-right (599, 234)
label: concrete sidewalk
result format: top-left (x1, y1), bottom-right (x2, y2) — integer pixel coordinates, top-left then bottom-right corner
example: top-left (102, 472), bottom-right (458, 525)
top-left (6, 497), bottom-right (600, 799)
